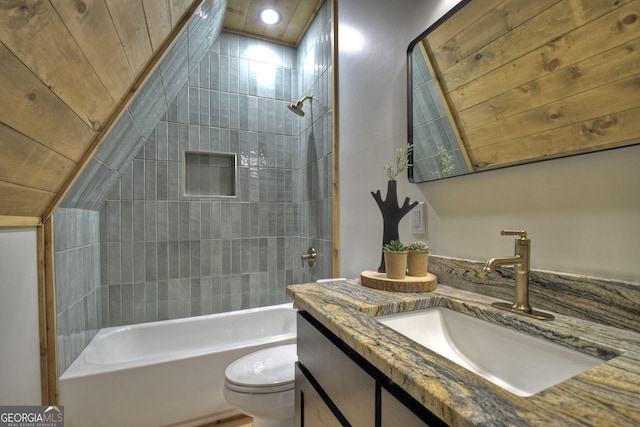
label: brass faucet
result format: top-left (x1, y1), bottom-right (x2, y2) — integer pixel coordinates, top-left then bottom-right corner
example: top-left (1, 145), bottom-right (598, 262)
top-left (484, 230), bottom-right (554, 321)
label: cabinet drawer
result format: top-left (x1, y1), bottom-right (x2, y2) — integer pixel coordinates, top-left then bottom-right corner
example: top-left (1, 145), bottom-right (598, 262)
top-left (295, 364), bottom-right (343, 427)
top-left (381, 387), bottom-right (428, 426)
top-left (297, 312), bottom-right (376, 426)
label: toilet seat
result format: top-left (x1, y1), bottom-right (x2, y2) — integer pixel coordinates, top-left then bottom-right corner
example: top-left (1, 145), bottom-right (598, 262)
top-left (224, 344), bottom-right (297, 394)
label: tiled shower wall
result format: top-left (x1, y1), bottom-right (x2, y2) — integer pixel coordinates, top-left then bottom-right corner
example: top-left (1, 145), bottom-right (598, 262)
top-left (297, 0), bottom-right (334, 287)
top-left (54, 208), bottom-right (101, 371)
top-left (53, 0), bottom-right (226, 374)
top-left (99, 3), bottom-right (333, 326)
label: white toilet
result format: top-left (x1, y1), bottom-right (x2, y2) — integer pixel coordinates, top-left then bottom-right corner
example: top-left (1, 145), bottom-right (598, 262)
top-left (223, 344), bottom-right (297, 427)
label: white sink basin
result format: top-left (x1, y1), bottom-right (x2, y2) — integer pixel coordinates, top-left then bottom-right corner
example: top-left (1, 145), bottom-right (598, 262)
top-left (376, 307), bottom-right (606, 396)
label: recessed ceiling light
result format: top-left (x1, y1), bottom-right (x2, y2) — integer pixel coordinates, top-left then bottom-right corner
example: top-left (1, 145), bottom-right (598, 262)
top-left (259, 8), bottom-right (281, 25)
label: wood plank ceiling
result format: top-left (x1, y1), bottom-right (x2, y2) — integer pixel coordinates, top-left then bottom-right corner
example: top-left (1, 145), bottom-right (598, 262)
top-left (0, 0), bottom-right (194, 224)
top-left (0, 0), bottom-right (322, 225)
top-left (224, 0), bottom-right (324, 46)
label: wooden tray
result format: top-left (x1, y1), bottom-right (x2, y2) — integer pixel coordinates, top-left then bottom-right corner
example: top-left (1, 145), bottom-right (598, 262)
top-left (360, 270), bottom-right (438, 292)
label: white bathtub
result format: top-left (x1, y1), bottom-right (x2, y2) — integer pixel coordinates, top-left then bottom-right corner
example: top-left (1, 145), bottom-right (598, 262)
top-left (59, 303), bottom-right (297, 427)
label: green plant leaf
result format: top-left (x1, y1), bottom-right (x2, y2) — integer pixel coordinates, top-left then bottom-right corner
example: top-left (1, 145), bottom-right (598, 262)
top-left (385, 144), bottom-right (413, 181)
top-left (383, 240), bottom-right (407, 251)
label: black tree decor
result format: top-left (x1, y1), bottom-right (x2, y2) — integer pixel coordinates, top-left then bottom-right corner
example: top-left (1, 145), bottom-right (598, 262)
top-left (372, 180), bottom-right (418, 273)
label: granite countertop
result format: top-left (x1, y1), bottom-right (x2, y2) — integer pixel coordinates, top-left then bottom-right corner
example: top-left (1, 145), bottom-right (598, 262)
top-left (287, 279), bottom-right (640, 427)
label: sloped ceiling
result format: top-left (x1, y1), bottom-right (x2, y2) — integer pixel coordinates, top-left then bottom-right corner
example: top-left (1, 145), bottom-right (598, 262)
top-left (0, 0), bottom-right (322, 226)
top-left (0, 0), bottom-right (197, 224)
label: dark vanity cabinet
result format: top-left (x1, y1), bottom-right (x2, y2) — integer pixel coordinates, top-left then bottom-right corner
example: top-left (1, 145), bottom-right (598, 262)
top-left (295, 311), bottom-right (446, 427)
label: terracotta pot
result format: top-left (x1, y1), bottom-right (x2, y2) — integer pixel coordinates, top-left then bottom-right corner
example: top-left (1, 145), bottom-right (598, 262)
top-left (384, 250), bottom-right (408, 279)
top-left (407, 250), bottom-right (429, 277)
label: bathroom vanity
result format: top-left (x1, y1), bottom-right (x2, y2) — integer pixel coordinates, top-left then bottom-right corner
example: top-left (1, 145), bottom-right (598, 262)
top-left (287, 279), bottom-right (640, 426)
top-left (295, 310), bottom-right (445, 426)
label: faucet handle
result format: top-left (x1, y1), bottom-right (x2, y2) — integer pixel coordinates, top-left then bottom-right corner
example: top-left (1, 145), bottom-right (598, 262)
top-left (501, 230), bottom-right (527, 239)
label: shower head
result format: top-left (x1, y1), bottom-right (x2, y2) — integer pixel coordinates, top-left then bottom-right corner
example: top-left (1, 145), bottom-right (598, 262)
top-left (287, 95), bottom-right (313, 116)
top-left (288, 102), bottom-right (305, 116)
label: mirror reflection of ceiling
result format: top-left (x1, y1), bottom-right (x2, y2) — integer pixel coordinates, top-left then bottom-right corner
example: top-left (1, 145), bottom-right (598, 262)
top-left (409, 0), bottom-right (640, 183)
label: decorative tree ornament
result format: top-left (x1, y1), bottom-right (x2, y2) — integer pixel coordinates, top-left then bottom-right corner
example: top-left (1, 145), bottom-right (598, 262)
top-left (372, 145), bottom-right (418, 272)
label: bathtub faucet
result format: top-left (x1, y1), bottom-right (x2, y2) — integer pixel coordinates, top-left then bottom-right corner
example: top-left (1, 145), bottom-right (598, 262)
top-left (301, 247), bottom-right (317, 267)
top-left (483, 230), bottom-right (554, 321)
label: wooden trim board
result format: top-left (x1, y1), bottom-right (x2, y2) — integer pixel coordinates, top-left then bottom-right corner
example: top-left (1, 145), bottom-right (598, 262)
top-left (0, 215), bottom-right (41, 227)
top-left (331, 0), bottom-right (340, 278)
top-left (39, 217), bottom-right (58, 404)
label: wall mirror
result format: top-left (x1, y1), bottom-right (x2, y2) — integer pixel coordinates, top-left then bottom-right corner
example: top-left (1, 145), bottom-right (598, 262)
top-left (408, 0), bottom-right (640, 183)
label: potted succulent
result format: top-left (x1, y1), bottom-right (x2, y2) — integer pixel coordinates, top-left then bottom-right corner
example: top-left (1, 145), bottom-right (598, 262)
top-left (382, 240), bottom-right (408, 279)
top-left (407, 241), bottom-right (430, 277)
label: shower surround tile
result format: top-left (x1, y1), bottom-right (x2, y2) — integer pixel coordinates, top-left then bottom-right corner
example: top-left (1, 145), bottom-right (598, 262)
top-left (54, 208), bottom-right (102, 374)
top-left (47, 1), bottom-right (333, 331)
top-left (99, 24), bottom-right (333, 326)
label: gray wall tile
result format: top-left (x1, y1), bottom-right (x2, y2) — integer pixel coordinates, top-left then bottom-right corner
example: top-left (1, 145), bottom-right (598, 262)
top-left (92, 5), bottom-right (333, 327)
top-left (95, 112), bottom-right (145, 172)
top-left (130, 68), bottom-right (168, 139)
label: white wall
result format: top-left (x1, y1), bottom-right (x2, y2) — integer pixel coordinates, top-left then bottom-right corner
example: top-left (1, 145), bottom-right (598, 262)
top-left (338, 0), bottom-right (640, 282)
top-left (0, 228), bottom-right (41, 404)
